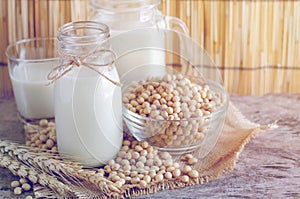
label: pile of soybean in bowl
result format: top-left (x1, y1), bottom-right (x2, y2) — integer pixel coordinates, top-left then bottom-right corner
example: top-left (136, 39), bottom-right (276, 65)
top-left (122, 74), bottom-right (228, 153)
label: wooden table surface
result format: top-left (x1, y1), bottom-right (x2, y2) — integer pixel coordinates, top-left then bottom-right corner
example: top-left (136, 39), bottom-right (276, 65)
top-left (0, 94), bottom-right (299, 199)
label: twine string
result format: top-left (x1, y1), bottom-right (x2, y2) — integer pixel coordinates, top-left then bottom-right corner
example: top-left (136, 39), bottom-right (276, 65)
top-left (47, 49), bottom-right (121, 86)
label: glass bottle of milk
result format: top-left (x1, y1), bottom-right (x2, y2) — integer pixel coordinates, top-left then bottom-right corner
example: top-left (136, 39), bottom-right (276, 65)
top-left (89, 0), bottom-right (188, 83)
top-left (54, 21), bottom-right (123, 167)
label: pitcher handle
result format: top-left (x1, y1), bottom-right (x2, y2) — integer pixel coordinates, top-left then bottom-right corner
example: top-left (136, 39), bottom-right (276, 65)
top-left (163, 15), bottom-right (189, 36)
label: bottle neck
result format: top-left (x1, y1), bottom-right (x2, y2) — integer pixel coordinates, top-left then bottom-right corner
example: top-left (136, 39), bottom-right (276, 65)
top-left (53, 20), bottom-right (119, 86)
top-left (89, 0), bottom-right (161, 31)
top-left (57, 21), bottom-right (110, 55)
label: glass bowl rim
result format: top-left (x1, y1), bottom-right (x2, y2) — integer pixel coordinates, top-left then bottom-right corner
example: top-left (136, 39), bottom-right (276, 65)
top-left (122, 79), bottom-right (229, 122)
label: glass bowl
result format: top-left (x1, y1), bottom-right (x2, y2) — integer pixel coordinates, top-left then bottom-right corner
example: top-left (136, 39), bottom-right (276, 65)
top-left (122, 74), bottom-right (228, 156)
top-left (109, 28), bottom-right (229, 156)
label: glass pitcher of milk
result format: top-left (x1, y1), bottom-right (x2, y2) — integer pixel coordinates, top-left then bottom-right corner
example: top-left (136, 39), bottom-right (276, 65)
top-left (53, 21), bottom-right (123, 167)
top-left (89, 0), bottom-right (189, 82)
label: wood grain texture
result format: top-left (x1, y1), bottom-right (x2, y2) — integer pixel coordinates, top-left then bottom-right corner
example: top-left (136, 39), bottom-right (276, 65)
top-left (0, 94), bottom-right (299, 198)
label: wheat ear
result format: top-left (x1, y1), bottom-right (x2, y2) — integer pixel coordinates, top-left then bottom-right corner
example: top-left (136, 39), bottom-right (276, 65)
top-left (0, 152), bottom-right (73, 197)
top-left (0, 139), bottom-right (122, 195)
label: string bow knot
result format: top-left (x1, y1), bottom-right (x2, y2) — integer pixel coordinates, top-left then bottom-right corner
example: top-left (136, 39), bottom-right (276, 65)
top-left (47, 49), bottom-right (121, 86)
top-left (72, 56), bottom-right (82, 67)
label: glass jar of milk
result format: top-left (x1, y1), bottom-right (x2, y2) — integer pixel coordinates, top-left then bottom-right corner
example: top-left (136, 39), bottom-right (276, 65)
top-left (89, 0), bottom-right (188, 82)
top-left (54, 21), bottom-right (123, 167)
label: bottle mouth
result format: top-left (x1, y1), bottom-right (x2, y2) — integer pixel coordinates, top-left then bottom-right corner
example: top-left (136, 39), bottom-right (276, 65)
top-left (58, 21), bottom-right (110, 44)
top-left (90, 0), bottom-right (160, 13)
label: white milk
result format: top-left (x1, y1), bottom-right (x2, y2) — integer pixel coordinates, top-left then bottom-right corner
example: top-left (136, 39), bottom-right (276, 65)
top-left (109, 29), bottom-right (167, 84)
top-left (54, 66), bottom-right (123, 167)
top-left (10, 62), bottom-right (57, 119)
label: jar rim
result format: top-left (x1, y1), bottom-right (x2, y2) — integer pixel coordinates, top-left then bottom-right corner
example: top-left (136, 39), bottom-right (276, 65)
top-left (90, 0), bottom-right (160, 13)
top-left (57, 21), bottom-right (110, 42)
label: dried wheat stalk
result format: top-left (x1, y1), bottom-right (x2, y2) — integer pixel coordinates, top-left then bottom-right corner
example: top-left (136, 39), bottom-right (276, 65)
top-left (0, 152), bottom-right (72, 197)
top-left (0, 139), bottom-right (121, 198)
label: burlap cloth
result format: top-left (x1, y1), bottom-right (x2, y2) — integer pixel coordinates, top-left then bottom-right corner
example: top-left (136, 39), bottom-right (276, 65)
top-left (32, 102), bottom-right (274, 198)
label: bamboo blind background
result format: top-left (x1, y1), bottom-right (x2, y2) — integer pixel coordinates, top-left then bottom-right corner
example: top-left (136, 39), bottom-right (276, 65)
top-left (1, 0), bottom-right (300, 97)
top-left (0, 0), bottom-right (90, 97)
top-left (159, 0), bottom-right (300, 95)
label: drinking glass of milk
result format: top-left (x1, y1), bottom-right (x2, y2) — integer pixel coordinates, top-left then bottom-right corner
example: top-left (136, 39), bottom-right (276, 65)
top-left (53, 21), bottom-right (123, 167)
top-left (89, 0), bottom-right (189, 82)
top-left (6, 38), bottom-right (59, 119)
